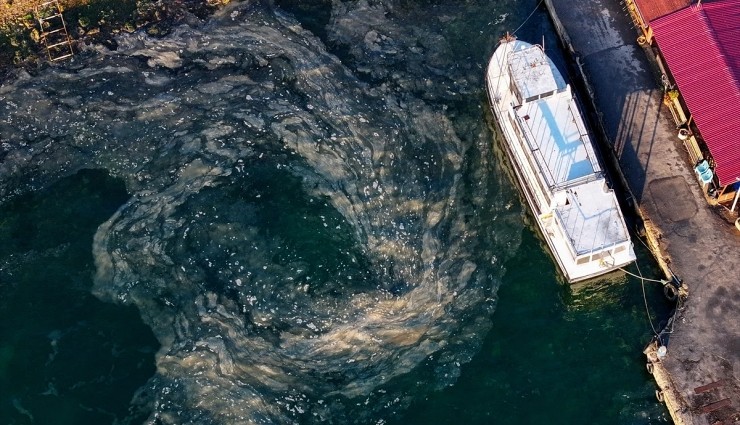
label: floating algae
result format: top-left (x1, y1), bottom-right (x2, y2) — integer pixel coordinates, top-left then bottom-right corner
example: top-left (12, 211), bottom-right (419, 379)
top-left (1, 1), bottom-right (522, 423)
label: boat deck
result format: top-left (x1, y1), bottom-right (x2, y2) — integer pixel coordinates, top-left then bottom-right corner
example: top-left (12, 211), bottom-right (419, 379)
top-left (554, 179), bottom-right (630, 256)
top-left (517, 92), bottom-right (601, 188)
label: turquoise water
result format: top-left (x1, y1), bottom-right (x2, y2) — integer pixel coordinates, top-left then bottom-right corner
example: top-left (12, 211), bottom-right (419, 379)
top-left (0, 1), bottom-right (674, 424)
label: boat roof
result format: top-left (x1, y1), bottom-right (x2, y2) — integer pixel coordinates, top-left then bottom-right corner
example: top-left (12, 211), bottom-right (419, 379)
top-left (517, 90), bottom-right (602, 188)
top-left (508, 44), bottom-right (566, 99)
top-left (504, 43), bottom-right (602, 189)
top-left (555, 179), bottom-right (630, 255)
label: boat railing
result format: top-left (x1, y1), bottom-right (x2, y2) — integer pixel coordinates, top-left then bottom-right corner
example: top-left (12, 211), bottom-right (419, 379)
top-left (552, 172), bottom-right (602, 191)
top-left (512, 112), bottom-right (562, 192)
top-left (513, 107), bottom-right (602, 193)
top-left (552, 208), bottom-right (581, 258)
top-left (490, 99), bottom-right (538, 189)
top-left (485, 66), bottom-right (553, 209)
top-left (567, 97), bottom-right (602, 174)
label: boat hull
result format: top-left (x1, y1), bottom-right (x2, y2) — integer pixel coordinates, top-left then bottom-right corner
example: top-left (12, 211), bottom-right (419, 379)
top-left (485, 39), bottom-right (635, 283)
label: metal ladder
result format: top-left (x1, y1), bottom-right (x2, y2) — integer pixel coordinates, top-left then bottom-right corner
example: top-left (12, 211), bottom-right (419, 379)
top-left (34, 0), bottom-right (74, 62)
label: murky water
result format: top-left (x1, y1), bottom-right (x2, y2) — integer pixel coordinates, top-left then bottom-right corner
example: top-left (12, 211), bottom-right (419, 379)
top-left (0, 170), bottom-right (158, 424)
top-left (0, 1), bottom-right (671, 423)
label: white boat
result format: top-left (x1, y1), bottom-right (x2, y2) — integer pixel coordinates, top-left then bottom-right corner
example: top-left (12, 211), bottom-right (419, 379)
top-left (485, 36), bottom-right (636, 283)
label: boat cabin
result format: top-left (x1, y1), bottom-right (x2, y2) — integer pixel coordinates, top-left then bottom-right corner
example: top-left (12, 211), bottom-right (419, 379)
top-left (508, 44), bottom-right (566, 104)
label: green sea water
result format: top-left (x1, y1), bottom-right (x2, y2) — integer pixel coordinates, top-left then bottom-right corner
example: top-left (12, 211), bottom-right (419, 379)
top-left (395, 231), bottom-right (673, 424)
top-left (0, 170), bottom-right (159, 424)
top-left (0, 168), bottom-right (673, 424)
top-left (0, 171), bottom-right (669, 424)
top-left (0, 1), bottom-right (675, 424)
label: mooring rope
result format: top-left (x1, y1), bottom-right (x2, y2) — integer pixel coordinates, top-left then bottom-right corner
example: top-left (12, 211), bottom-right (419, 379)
top-left (634, 259), bottom-right (660, 337)
top-left (618, 255), bottom-right (682, 340)
top-left (512, 0), bottom-right (545, 36)
top-left (627, 223), bottom-right (689, 341)
top-left (617, 266), bottom-right (670, 285)
top-left (661, 297), bottom-right (680, 335)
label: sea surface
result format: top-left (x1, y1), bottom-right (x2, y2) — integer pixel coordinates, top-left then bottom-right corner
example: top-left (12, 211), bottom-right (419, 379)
top-left (0, 0), bottom-right (673, 423)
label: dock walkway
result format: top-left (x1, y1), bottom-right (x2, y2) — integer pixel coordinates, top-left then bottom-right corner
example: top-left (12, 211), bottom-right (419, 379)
top-left (542, 0), bottom-right (740, 424)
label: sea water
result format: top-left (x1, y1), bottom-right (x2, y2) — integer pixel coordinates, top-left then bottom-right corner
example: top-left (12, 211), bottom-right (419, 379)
top-left (0, 1), bottom-right (672, 423)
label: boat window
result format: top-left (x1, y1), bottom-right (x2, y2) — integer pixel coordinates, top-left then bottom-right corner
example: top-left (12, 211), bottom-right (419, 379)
top-left (590, 251), bottom-right (611, 262)
top-left (615, 246), bottom-right (626, 254)
top-left (576, 256), bottom-right (590, 265)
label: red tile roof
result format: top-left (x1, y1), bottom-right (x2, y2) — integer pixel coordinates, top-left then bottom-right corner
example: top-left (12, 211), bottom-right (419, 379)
top-left (633, 0), bottom-right (691, 22)
top-left (652, 0), bottom-right (740, 186)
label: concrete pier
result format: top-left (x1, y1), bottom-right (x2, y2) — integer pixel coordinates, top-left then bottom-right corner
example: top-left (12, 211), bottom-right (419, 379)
top-left (542, 1), bottom-right (740, 424)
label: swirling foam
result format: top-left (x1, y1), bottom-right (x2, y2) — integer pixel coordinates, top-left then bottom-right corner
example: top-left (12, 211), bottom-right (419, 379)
top-left (1, 1), bottom-right (523, 423)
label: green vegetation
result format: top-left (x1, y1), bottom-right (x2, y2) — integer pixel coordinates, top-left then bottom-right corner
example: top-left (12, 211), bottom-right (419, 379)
top-left (0, 0), bottom-right (229, 71)
top-left (63, 0), bottom-right (138, 32)
top-left (0, 13), bottom-right (36, 65)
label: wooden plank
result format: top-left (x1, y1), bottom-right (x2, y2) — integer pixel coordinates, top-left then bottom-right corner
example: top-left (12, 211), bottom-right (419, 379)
top-left (40, 14), bottom-right (63, 22)
top-left (694, 379), bottom-right (726, 394)
top-left (41, 28), bottom-right (66, 37)
top-left (51, 53), bottom-right (74, 62)
top-left (699, 398), bottom-right (731, 414)
top-left (46, 40), bottom-right (71, 49)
